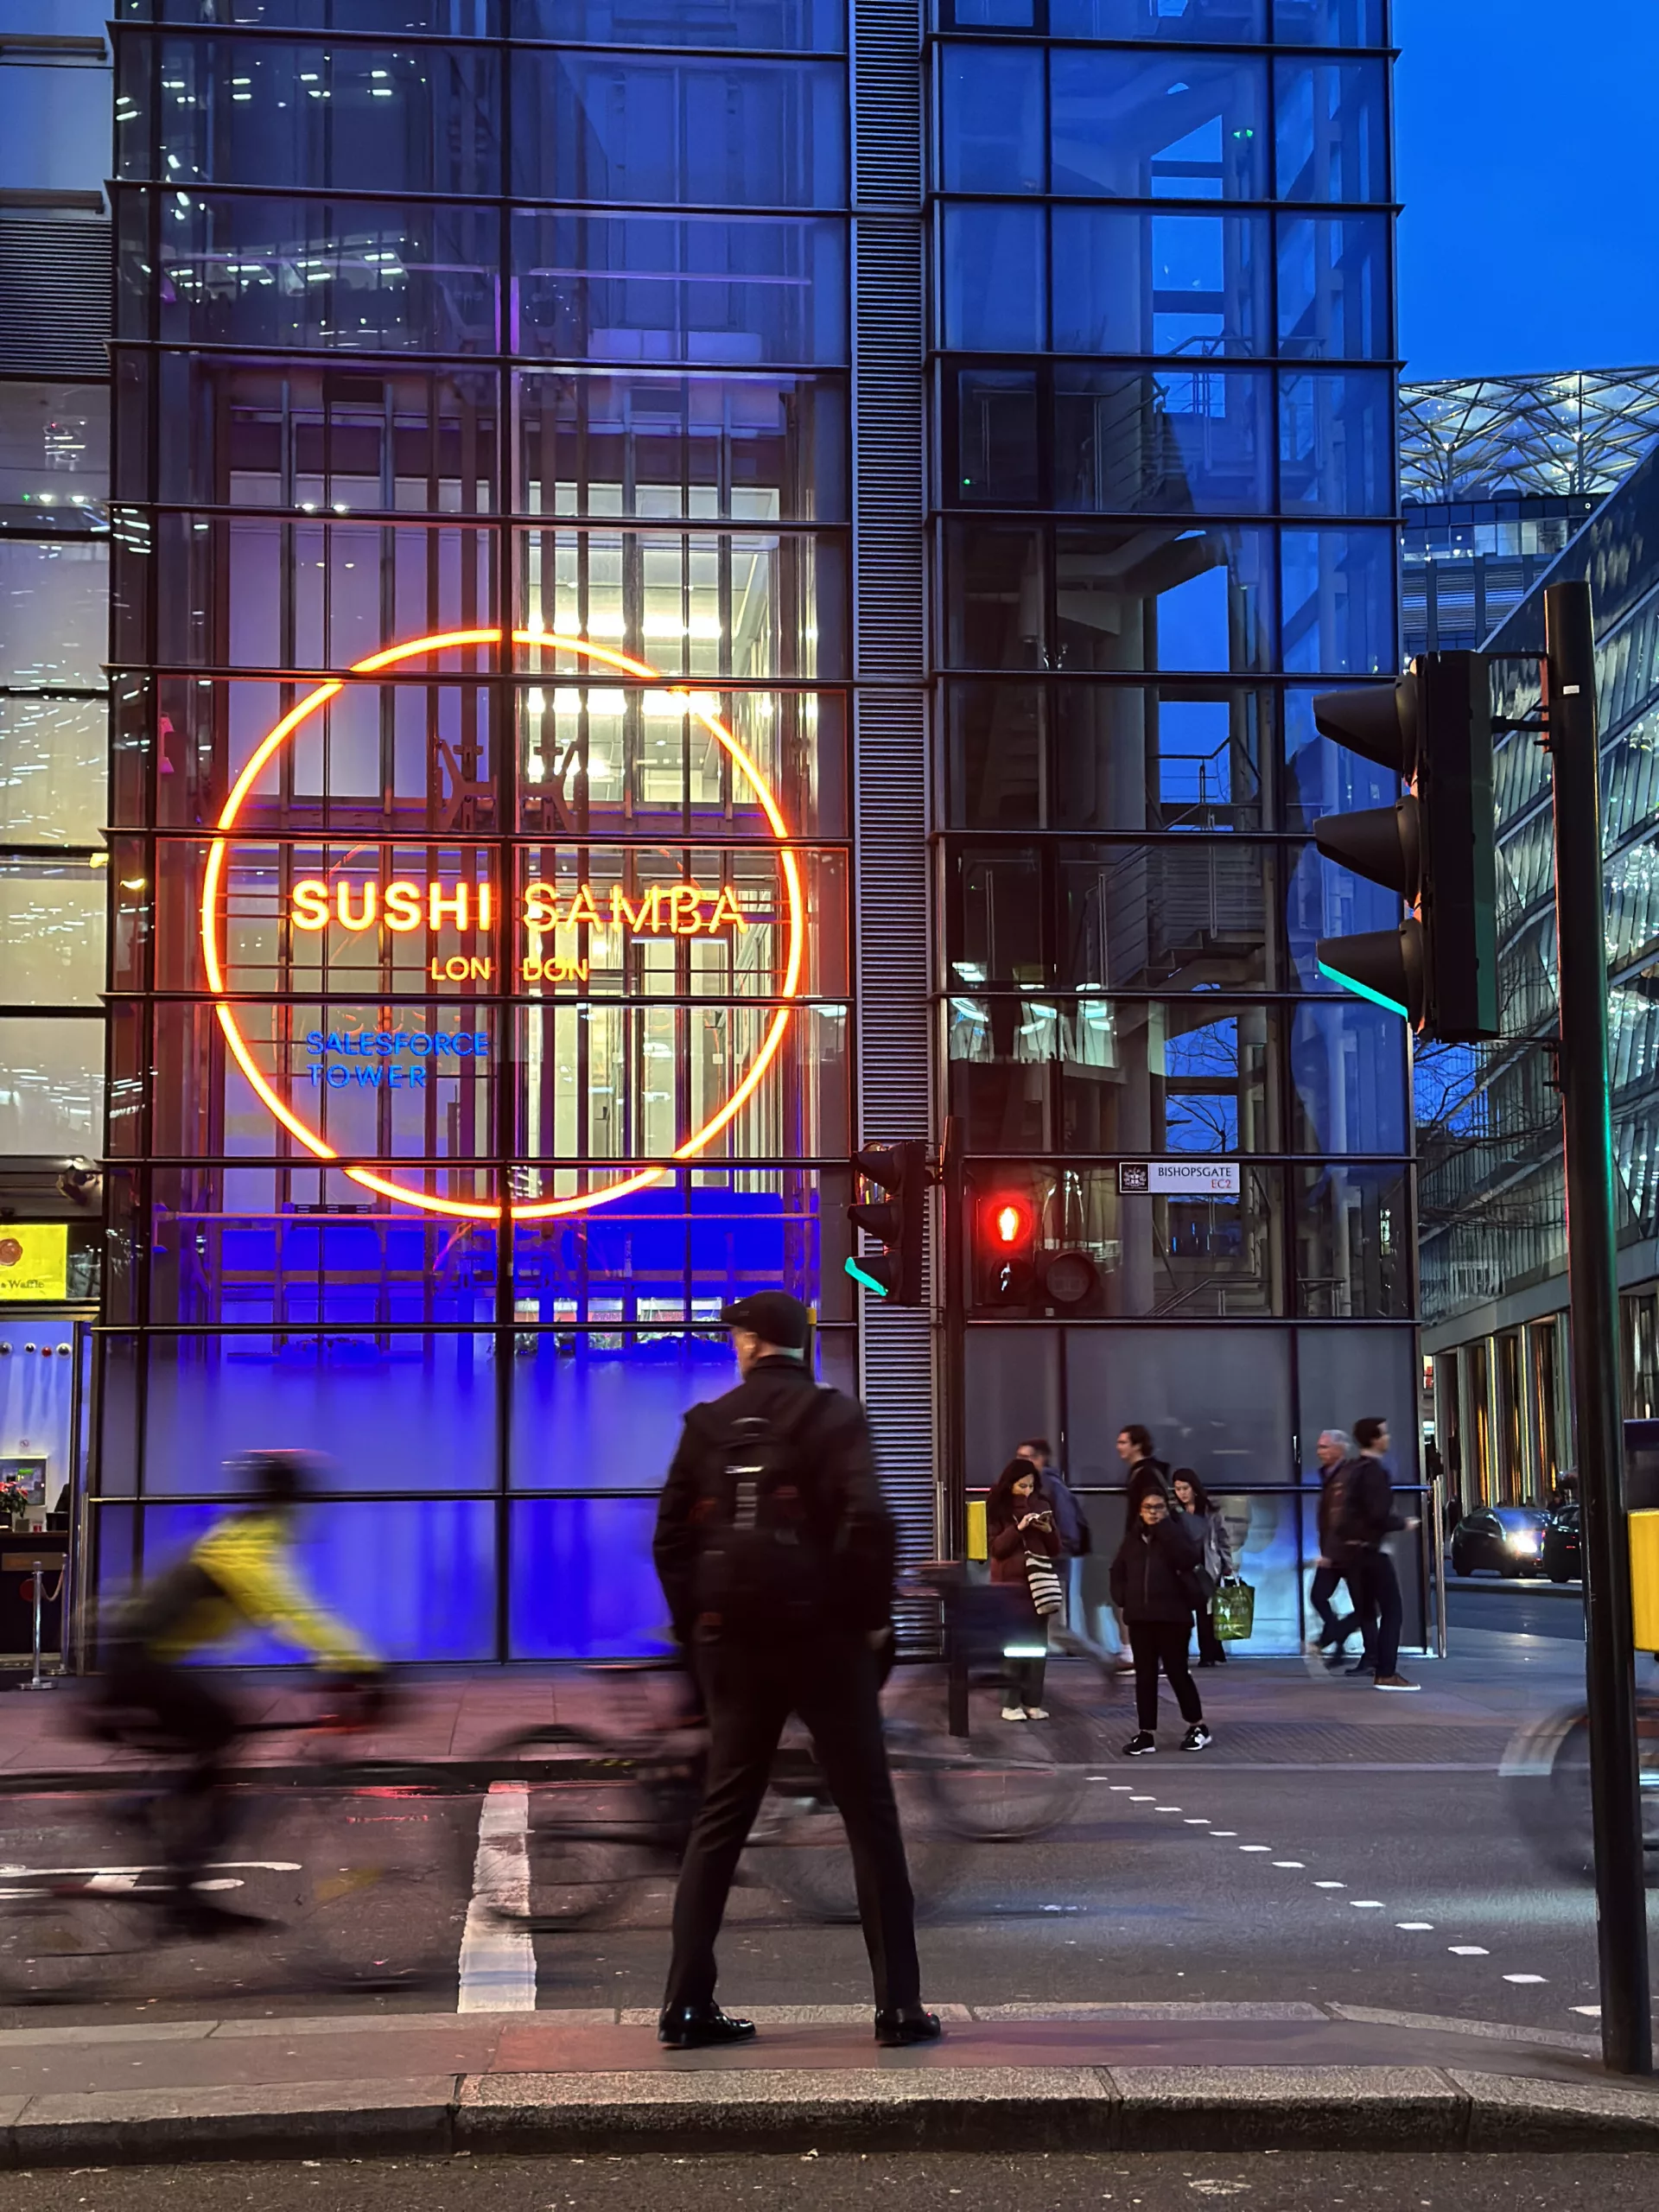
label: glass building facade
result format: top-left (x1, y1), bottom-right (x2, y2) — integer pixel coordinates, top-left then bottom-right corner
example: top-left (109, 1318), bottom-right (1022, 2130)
top-left (1421, 442), bottom-right (1659, 1508)
top-left (71, 0), bottom-right (1409, 1662)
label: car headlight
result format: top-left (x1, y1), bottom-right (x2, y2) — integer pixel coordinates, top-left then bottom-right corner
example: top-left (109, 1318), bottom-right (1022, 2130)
top-left (1507, 1529), bottom-right (1541, 1550)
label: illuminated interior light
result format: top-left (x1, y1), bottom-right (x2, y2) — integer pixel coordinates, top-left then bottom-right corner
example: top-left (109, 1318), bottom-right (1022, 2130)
top-left (200, 630), bottom-right (803, 1224)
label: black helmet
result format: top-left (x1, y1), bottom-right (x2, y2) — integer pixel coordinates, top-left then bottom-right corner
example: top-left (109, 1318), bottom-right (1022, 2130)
top-left (241, 1449), bottom-right (323, 1507)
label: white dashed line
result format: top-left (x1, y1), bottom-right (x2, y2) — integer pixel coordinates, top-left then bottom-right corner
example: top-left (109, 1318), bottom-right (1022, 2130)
top-left (1129, 1796), bottom-right (1157, 1803)
top-left (1503, 1974), bottom-right (1548, 1984)
top-left (1395, 1922), bottom-right (1434, 1931)
top-left (1313, 1880), bottom-right (1345, 1890)
top-left (1271, 1860), bottom-right (1306, 1868)
top-left (1238, 1844), bottom-right (1273, 1853)
top-left (1184, 1818), bottom-right (1210, 1826)
top-left (1448, 1945), bottom-right (1490, 1956)
top-left (1209, 1830), bottom-right (1239, 1838)
top-left (1154, 1806), bottom-right (1182, 1813)
top-left (1572, 2005), bottom-right (1601, 2018)
top-left (1350, 1899), bottom-right (1385, 1909)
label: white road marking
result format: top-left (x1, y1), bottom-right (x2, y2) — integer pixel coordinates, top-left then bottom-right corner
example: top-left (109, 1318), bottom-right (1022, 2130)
top-left (1271, 1860), bottom-right (1305, 1868)
top-left (1395, 1922), bottom-right (1433, 1930)
top-left (1184, 1818), bottom-right (1210, 1826)
top-left (457, 1783), bottom-right (535, 2014)
top-left (1448, 1945), bottom-right (1489, 1956)
top-left (1350, 1899), bottom-right (1385, 1909)
top-left (1503, 1973), bottom-right (1548, 1984)
top-left (1572, 2005), bottom-right (1602, 2018)
top-left (0, 1860), bottom-right (299, 1878)
top-left (1237, 1845), bottom-right (1272, 1853)
top-left (1209, 1831), bottom-right (1238, 1838)
top-left (1313, 1880), bottom-right (1345, 1889)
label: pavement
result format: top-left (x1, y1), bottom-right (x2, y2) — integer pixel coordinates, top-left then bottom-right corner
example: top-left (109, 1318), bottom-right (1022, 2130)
top-left (0, 1603), bottom-right (1651, 2164)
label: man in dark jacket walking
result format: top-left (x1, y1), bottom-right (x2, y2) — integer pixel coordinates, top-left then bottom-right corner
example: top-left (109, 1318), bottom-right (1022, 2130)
top-left (1328, 1416), bottom-right (1421, 1692)
top-left (652, 1291), bottom-right (940, 2051)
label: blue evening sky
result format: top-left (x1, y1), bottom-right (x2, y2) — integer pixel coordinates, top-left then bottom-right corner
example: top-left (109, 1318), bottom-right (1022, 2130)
top-left (1394, 0), bottom-right (1659, 380)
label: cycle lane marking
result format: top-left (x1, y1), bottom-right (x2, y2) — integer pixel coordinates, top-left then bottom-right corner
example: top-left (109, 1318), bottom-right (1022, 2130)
top-left (457, 1782), bottom-right (534, 2014)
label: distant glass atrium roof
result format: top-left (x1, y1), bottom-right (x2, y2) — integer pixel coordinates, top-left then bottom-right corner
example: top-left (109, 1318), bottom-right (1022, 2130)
top-left (1400, 367), bottom-right (1659, 503)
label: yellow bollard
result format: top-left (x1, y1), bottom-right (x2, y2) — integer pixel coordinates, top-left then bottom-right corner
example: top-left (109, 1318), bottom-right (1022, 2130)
top-left (1631, 1510), bottom-right (1659, 1651)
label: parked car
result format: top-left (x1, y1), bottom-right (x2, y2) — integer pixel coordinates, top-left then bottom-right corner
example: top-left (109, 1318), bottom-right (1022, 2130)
top-left (1541, 1502), bottom-right (1582, 1583)
top-left (1450, 1504), bottom-right (1551, 1579)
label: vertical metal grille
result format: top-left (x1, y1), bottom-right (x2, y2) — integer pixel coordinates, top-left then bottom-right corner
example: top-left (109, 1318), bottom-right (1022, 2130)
top-left (850, 1), bottom-right (935, 1560)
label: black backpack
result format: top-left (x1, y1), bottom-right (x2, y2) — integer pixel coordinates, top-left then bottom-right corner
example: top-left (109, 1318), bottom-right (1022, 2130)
top-left (690, 1389), bottom-right (847, 1638)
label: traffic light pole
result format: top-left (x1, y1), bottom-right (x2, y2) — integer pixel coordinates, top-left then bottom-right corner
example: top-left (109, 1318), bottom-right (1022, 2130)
top-left (940, 1116), bottom-right (969, 1738)
top-left (1545, 579), bottom-right (1653, 2078)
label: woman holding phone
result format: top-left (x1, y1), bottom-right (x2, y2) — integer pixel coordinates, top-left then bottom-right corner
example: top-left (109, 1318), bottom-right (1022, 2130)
top-left (986, 1458), bottom-right (1063, 1720)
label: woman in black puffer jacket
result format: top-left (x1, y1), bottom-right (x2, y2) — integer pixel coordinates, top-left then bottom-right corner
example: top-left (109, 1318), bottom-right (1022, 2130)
top-left (1109, 1490), bottom-right (1212, 1758)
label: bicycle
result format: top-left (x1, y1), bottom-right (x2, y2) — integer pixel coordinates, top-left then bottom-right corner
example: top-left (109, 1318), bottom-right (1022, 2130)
top-left (0, 1688), bottom-right (472, 2004)
top-left (1501, 1691), bottom-right (1659, 1881)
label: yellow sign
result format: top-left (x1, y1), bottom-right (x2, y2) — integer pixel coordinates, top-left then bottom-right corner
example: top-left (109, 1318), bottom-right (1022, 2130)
top-left (0, 1224), bottom-right (67, 1303)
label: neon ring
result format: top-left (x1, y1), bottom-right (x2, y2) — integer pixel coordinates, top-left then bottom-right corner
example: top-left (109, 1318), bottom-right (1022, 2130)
top-left (200, 628), bottom-right (805, 1223)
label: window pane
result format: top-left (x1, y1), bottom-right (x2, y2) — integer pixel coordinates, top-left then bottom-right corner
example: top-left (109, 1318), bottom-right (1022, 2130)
top-left (1038, 998), bottom-right (1278, 1154)
top-left (512, 0), bottom-right (844, 41)
top-left (1061, 842), bottom-right (1276, 989)
top-left (518, 370), bottom-right (846, 524)
top-left (945, 994), bottom-right (1051, 1153)
top-left (136, 39), bottom-right (500, 198)
top-left (1055, 368), bottom-right (1274, 516)
top-left (1288, 997), bottom-right (1408, 1154)
top-left (0, 54), bottom-right (110, 198)
top-left (1051, 0), bottom-right (1268, 36)
top-left (941, 204), bottom-right (1046, 352)
top-left (509, 1497), bottom-right (674, 1659)
top-left (1055, 524), bottom-right (1275, 675)
top-left (0, 384), bottom-right (108, 531)
top-left (512, 53), bottom-right (845, 207)
top-left (940, 43), bottom-right (1045, 194)
top-left (1280, 526), bottom-right (1396, 674)
top-left (512, 210), bottom-right (847, 368)
top-left (1051, 50), bottom-right (1269, 200)
top-left (1276, 213), bottom-right (1391, 360)
top-left (942, 524), bottom-right (1045, 669)
top-left (1278, 368), bottom-right (1394, 517)
top-left (954, 368), bottom-right (1040, 505)
top-left (947, 0), bottom-right (1037, 22)
top-left (1273, 0), bottom-right (1387, 42)
top-left (1274, 57), bottom-right (1389, 203)
top-left (1052, 207), bottom-right (1270, 358)
top-left (0, 695), bottom-right (105, 847)
top-left (1282, 684), bottom-right (1398, 826)
top-left (0, 857), bottom-right (106, 1007)
top-left (1065, 1322), bottom-right (1290, 1485)
top-left (1053, 683), bottom-right (1268, 830)
top-left (125, 191), bottom-right (499, 355)
top-left (956, 850), bottom-right (1045, 986)
top-left (945, 682), bottom-right (1043, 829)
top-left (0, 541), bottom-right (107, 688)
top-left (510, 1333), bottom-right (735, 1491)
top-left (0, 1015), bottom-right (104, 1153)
top-left (1295, 1163), bottom-right (1410, 1318)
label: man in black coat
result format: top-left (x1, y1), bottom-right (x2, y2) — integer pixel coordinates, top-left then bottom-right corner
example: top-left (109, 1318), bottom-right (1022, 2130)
top-left (1328, 1416), bottom-right (1421, 1691)
top-left (652, 1290), bottom-right (939, 2051)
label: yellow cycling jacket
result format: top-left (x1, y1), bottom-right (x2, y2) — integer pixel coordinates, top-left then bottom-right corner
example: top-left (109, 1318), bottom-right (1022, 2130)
top-left (127, 1510), bottom-right (370, 1669)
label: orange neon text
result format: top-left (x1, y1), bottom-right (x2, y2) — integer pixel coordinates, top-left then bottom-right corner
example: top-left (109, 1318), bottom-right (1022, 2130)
top-left (289, 880), bottom-right (750, 938)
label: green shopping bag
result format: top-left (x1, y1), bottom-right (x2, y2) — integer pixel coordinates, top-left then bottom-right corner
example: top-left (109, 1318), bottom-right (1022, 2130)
top-left (1211, 1579), bottom-right (1255, 1642)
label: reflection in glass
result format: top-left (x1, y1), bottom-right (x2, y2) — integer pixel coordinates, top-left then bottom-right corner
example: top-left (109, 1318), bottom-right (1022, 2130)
top-left (1295, 1162), bottom-right (1409, 1318)
top-left (0, 857), bottom-right (107, 1006)
top-left (0, 540), bottom-right (108, 688)
top-left (956, 370), bottom-right (1040, 506)
top-left (1282, 686), bottom-right (1398, 826)
top-left (1054, 367), bottom-right (1273, 515)
top-left (512, 1), bottom-right (845, 43)
top-left (1060, 842), bottom-right (1276, 990)
top-left (1052, 684), bottom-right (1268, 830)
top-left (0, 1016), bottom-right (105, 1153)
top-left (1273, 57), bottom-right (1389, 203)
top-left (1050, 49), bottom-right (1268, 200)
top-left (1278, 369), bottom-right (1394, 517)
top-left (1280, 527), bottom-right (1395, 675)
top-left (1272, 0), bottom-right (1387, 45)
top-left (0, 382), bottom-right (108, 528)
top-left (512, 211), bottom-right (847, 367)
top-left (1049, 0), bottom-right (1268, 36)
top-left (1053, 525), bottom-right (1274, 675)
top-left (1276, 213), bottom-right (1391, 360)
top-left (0, 695), bottom-right (106, 845)
top-left (1289, 997), bottom-right (1408, 1154)
top-left (1285, 836), bottom-right (1401, 992)
top-left (943, 525), bottom-right (1046, 668)
top-left (1052, 208), bottom-right (1271, 359)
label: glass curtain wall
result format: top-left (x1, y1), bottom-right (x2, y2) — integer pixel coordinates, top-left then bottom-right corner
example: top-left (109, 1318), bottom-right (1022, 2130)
top-left (101, 0), bottom-right (852, 1662)
top-left (931, 0), bottom-right (1411, 1647)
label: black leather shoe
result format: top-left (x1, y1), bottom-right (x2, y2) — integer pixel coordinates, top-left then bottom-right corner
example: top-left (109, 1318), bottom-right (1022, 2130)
top-left (874, 2005), bottom-right (944, 2048)
top-left (658, 2004), bottom-right (757, 2050)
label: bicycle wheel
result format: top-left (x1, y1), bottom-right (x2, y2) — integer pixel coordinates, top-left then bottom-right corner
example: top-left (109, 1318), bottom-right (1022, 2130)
top-left (892, 1673), bottom-right (1091, 1842)
top-left (744, 1738), bottom-right (962, 1925)
top-left (0, 1790), bottom-right (151, 2003)
top-left (241, 1767), bottom-right (472, 1993)
top-left (488, 1726), bottom-right (681, 1930)
top-left (1506, 1700), bottom-right (1659, 1884)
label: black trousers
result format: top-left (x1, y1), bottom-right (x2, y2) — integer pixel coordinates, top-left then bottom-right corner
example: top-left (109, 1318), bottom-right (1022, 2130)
top-left (1128, 1619), bottom-right (1204, 1732)
top-left (1348, 1548), bottom-right (1403, 1677)
top-left (1309, 1563), bottom-right (1360, 1650)
top-left (1193, 1605), bottom-right (1226, 1664)
top-left (99, 1649), bottom-right (242, 1886)
top-left (664, 1632), bottom-right (921, 2015)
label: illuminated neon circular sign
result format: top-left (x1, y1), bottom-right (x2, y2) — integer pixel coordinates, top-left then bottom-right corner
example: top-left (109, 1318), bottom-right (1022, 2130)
top-left (200, 629), bottom-right (804, 1224)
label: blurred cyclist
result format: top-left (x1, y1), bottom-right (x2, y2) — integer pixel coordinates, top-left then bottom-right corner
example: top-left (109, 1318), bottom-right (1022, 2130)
top-left (94, 1449), bottom-right (382, 1931)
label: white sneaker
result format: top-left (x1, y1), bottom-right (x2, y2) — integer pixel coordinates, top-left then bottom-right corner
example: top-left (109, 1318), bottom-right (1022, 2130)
top-left (1001, 1706), bottom-right (1028, 1721)
top-left (1024, 1706), bottom-right (1050, 1720)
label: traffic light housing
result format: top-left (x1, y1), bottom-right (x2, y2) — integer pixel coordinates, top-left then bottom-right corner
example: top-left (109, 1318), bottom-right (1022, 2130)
top-left (1312, 651), bottom-right (1499, 1043)
top-left (979, 1192), bottom-right (1035, 1308)
top-left (845, 1139), bottom-right (926, 1306)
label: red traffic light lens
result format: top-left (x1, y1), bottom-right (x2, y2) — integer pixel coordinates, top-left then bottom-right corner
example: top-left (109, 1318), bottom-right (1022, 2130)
top-left (983, 1196), bottom-right (1033, 1248)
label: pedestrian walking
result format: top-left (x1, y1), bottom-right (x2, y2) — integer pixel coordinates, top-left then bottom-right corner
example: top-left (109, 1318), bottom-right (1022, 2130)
top-left (1016, 1436), bottom-right (1092, 1623)
top-left (1326, 1415), bottom-right (1421, 1693)
top-left (988, 1456), bottom-right (1064, 1720)
top-left (1109, 1487), bottom-right (1212, 1756)
top-left (1116, 1424), bottom-right (1173, 1514)
top-left (1307, 1427), bottom-right (1363, 1669)
top-left (1171, 1468), bottom-right (1234, 1666)
top-left (652, 1290), bottom-right (941, 2050)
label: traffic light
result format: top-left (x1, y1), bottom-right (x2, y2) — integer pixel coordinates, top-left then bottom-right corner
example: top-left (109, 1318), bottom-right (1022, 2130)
top-left (1312, 651), bottom-right (1499, 1043)
top-left (844, 1139), bottom-right (926, 1306)
top-left (979, 1192), bottom-right (1035, 1308)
